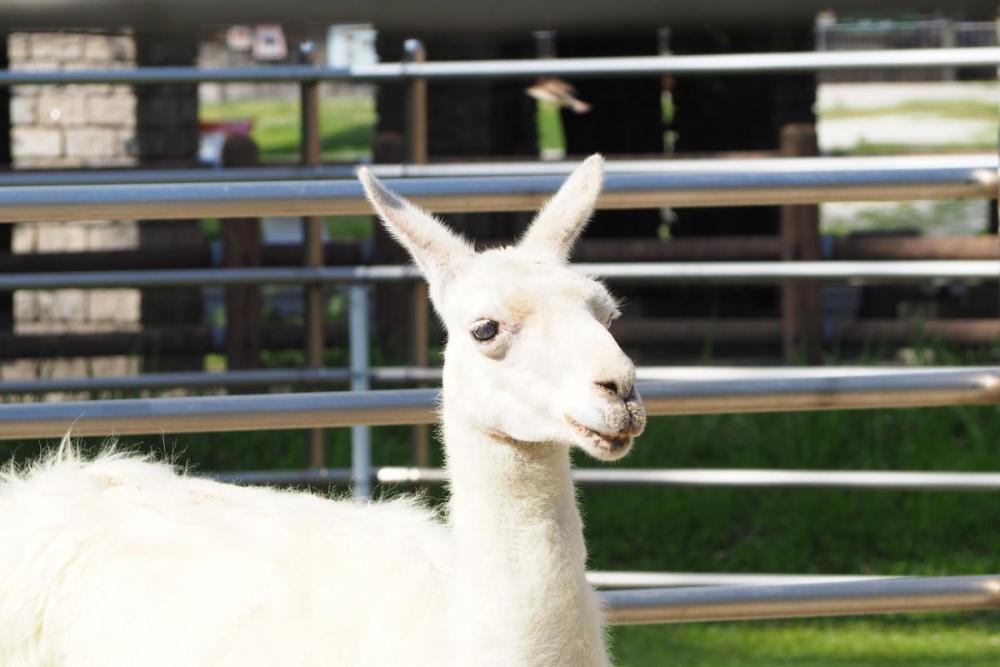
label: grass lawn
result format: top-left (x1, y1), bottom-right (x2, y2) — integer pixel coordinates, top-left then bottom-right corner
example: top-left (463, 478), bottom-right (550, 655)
top-left (204, 93), bottom-right (998, 161)
top-left (583, 403), bottom-right (1000, 664)
top-left (201, 96), bottom-right (375, 162)
top-left (821, 99), bottom-right (1000, 122)
top-left (204, 95), bottom-right (568, 159)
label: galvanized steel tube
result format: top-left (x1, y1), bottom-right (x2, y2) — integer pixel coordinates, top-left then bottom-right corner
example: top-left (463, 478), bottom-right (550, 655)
top-left (588, 572), bottom-right (895, 589)
top-left (0, 389), bottom-right (439, 440)
top-left (0, 48), bottom-right (999, 86)
top-left (0, 261), bottom-right (997, 292)
top-left (212, 465), bottom-right (1000, 492)
top-left (349, 286), bottom-right (373, 499)
top-left (0, 367), bottom-right (350, 393)
top-left (0, 154), bottom-right (993, 186)
top-left (638, 370), bottom-right (1000, 415)
top-left (571, 468), bottom-right (1000, 490)
top-left (1, 368), bottom-right (997, 440)
top-left (601, 575), bottom-right (1000, 624)
top-left (7, 365), bottom-right (993, 395)
top-left (0, 156), bottom-right (995, 222)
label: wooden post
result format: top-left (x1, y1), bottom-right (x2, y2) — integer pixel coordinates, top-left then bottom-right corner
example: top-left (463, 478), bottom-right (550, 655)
top-left (780, 123), bottom-right (822, 363)
top-left (300, 42), bottom-right (327, 469)
top-left (0, 33), bottom-right (11, 336)
top-left (404, 39), bottom-right (432, 467)
top-left (221, 135), bottom-right (262, 377)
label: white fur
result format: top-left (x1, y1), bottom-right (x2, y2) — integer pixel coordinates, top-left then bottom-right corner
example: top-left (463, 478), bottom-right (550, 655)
top-left (0, 155), bottom-right (645, 667)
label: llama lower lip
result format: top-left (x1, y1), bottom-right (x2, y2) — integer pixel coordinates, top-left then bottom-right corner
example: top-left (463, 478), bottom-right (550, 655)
top-left (565, 416), bottom-right (631, 453)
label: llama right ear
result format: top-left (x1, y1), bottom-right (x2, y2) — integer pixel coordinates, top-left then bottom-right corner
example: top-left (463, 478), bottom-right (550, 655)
top-left (357, 168), bottom-right (474, 298)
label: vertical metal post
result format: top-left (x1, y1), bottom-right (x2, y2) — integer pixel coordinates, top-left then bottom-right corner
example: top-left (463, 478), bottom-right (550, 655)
top-left (349, 285), bottom-right (372, 499)
top-left (940, 19), bottom-right (957, 82)
top-left (300, 42), bottom-right (327, 468)
top-left (404, 38), bottom-right (432, 467)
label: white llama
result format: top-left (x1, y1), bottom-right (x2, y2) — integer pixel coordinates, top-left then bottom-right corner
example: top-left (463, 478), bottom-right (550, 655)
top-left (0, 155), bottom-right (645, 667)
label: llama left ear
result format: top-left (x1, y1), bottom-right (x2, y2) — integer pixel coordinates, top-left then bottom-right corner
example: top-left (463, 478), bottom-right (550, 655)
top-left (518, 154), bottom-right (603, 263)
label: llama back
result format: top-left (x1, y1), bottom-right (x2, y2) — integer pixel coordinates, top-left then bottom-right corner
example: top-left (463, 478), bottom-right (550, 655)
top-left (0, 451), bottom-right (454, 667)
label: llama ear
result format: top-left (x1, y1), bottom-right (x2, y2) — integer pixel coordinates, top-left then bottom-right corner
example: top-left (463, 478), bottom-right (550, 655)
top-left (518, 154), bottom-right (603, 263)
top-left (357, 168), bottom-right (474, 297)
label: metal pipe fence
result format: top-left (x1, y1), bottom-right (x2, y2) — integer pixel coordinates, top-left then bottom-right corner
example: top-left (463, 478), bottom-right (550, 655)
top-left (348, 285), bottom-right (372, 499)
top-left (1, 154), bottom-right (993, 186)
top-left (0, 260), bottom-right (997, 292)
top-left (213, 466), bottom-right (1000, 492)
top-left (1, 41), bottom-right (998, 628)
top-left (1, 47), bottom-right (999, 87)
top-left (1, 368), bottom-right (997, 440)
top-left (6, 364), bottom-right (996, 395)
top-left (0, 155), bottom-right (995, 223)
top-left (588, 572), bottom-right (896, 589)
top-left (601, 575), bottom-right (1000, 625)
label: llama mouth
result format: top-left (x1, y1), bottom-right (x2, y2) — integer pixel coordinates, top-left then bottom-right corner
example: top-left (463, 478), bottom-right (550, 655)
top-left (565, 416), bottom-right (632, 456)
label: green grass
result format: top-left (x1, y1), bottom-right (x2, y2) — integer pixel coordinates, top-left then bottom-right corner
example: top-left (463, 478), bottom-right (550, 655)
top-left (581, 403), bottom-right (1000, 663)
top-left (201, 97), bottom-right (375, 162)
top-left (822, 199), bottom-right (989, 237)
top-left (832, 139), bottom-right (998, 156)
top-left (198, 214), bottom-right (372, 242)
top-left (208, 96), bottom-right (566, 159)
top-left (822, 100), bottom-right (999, 122)
top-left (325, 214), bottom-right (374, 240)
top-left (820, 98), bottom-right (999, 155)
top-left (580, 406), bottom-right (1000, 575)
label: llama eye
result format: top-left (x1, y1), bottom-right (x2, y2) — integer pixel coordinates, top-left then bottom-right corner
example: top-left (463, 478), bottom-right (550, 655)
top-left (471, 319), bottom-right (499, 342)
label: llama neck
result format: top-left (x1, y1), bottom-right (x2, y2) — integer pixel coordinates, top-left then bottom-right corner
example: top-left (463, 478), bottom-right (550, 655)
top-left (441, 404), bottom-right (608, 667)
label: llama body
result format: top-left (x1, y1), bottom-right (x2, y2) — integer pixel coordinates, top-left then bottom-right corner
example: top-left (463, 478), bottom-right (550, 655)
top-left (0, 156), bottom-right (644, 666)
top-left (0, 454), bottom-right (452, 666)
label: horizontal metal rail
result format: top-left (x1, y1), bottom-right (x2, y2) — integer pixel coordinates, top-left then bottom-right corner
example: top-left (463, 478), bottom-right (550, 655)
top-left (1, 48), bottom-right (999, 86)
top-left (0, 367), bottom-right (439, 393)
top-left (1, 368), bottom-right (997, 440)
top-left (1, 260), bottom-right (997, 292)
top-left (6, 364), bottom-right (993, 395)
top-left (2, 155), bottom-right (993, 187)
top-left (213, 466), bottom-right (1000, 492)
top-left (601, 575), bottom-right (1000, 624)
top-left (0, 156), bottom-right (995, 222)
top-left (0, 267), bottom-right (419, 290)
top-left (588, 572), bottom-right (895, 589)
top-left (577, 469), bottom-right (1000, 490)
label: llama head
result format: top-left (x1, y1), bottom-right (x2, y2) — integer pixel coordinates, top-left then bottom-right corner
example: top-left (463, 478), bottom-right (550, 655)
top-left (358, 155), bottom-right (645, 461)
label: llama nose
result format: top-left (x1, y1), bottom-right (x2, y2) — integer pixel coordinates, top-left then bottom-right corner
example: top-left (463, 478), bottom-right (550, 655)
top-left (594, 377), bottom-right (634, 400)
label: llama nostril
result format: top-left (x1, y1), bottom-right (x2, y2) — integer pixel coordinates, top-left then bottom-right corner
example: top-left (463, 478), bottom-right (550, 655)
top-left (595, 380), bottom-right (619, 396)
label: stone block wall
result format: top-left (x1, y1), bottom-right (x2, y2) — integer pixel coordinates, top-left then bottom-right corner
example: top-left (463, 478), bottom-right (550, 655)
top-left (8, 32), bottom-right (137, 168)
top-left (4, 31), bottom-right (142, 386)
